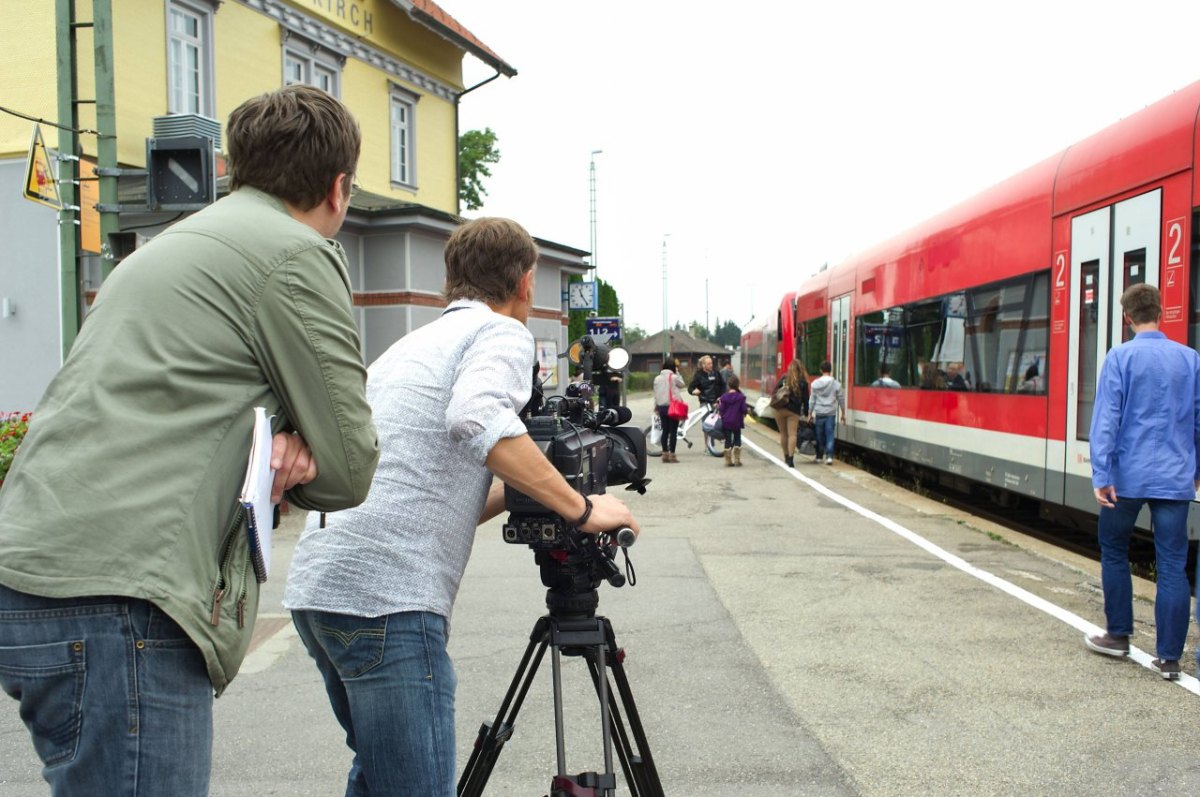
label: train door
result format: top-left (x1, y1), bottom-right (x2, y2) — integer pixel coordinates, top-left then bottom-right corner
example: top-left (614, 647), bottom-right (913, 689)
top-left (831, 293), bottom-right (851, 403)
top-left (1064, 189), bottom-right (1161, 497)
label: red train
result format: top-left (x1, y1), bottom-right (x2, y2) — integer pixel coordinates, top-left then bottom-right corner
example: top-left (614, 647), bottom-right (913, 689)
top-left (742, 79), bottom-right (1200, 526)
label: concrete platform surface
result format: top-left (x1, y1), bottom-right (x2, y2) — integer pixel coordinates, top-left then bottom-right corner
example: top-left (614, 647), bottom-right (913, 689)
top-left (2, 392), bottom-right (1198, 796)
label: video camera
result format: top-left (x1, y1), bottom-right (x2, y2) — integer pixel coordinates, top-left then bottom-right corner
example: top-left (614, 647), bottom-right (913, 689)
top-left (502, 336), bottom-right (649, 607)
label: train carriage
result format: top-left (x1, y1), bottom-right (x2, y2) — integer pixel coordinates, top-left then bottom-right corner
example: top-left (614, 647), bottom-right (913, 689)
top-left (757, 79), bottom-right (1200, 529)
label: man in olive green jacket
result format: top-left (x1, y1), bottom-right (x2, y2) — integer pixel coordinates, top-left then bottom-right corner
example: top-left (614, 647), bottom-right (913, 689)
top-left (0, 86), bottom-right (378, 796)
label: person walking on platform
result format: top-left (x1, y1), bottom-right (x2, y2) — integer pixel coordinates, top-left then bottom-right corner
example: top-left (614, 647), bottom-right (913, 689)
top-left (654, 357), bottom-right (687, 463)
top-left (718, 375), bottom-right (749, 466)
top-left (774, 359), bottom-right (810, 467)
top-left (809, 360), bottom-right (845, 464)
top-left (1085, 283), bottom-right (1200, 681)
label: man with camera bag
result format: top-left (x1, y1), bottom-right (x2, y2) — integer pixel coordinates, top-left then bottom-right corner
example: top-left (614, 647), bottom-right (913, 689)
top-left (284, 217), bottom-right (641, 797)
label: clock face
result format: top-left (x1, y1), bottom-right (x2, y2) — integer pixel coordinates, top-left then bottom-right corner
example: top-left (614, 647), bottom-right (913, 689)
top-left (568, 282), bottom-right (596, 309)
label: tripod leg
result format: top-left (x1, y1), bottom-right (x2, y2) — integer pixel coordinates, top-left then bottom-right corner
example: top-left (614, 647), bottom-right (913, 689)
top-left (581, 618), bottom-right (664, 797)
top-left (457, 618), bottom-right (551, 797)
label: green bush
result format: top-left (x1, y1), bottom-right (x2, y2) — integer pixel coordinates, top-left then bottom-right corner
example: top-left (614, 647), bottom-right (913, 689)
top-left (0, 412), bottom-right (31, 488)
top-left (626, 372), bottom-right (654, 392)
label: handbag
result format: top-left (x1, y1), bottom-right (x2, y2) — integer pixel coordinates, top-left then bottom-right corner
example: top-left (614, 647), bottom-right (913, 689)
top-left (769, 381), bottom-right (790, 410)
top-left (668, 396), bottom-right (689, 420)
top-left (702, 410), bottom-right (723, 435)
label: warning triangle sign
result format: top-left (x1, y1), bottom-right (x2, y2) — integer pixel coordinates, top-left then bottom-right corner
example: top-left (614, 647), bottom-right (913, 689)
top-left (24, 125), bottom-right (61, 210)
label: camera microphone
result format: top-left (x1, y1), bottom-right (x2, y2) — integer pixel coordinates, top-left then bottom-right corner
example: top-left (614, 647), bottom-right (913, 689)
top-left (615, 527), bottom-right (637, 548)
top-left (595, 406), bottom-right (633, 426)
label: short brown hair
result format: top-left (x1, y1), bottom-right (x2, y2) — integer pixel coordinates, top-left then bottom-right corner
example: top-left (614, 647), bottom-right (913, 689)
top-left (1120, 283), bottom-right (1161, 325)
top-left (226, 85), bottom-right (361, 210)
top-left (444, 218), bottom-right (539, 303)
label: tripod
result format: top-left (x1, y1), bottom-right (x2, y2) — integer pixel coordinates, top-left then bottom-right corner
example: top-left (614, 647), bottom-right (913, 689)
top-left (457, 588), bottom-right (663, 797)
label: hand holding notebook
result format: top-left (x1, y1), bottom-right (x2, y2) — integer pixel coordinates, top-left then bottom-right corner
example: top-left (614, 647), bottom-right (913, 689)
top-left (239, 407), bottom-right (276, 582)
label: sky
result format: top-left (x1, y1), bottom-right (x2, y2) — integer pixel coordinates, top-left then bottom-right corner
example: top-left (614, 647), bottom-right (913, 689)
top-left (445, 0), bottom-right (1200, 335)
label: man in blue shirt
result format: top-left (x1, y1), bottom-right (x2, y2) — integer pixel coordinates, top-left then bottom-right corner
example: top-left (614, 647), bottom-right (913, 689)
top-left (1085, 283), bottom-right (1200, 680)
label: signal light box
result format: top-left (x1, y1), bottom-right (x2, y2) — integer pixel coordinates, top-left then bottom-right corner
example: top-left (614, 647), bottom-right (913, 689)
top-left (146, 136), bottom-right (216, 211)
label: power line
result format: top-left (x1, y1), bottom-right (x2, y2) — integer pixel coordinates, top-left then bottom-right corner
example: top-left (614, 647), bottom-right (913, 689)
top-left (0, 104), bottom-right (102, 136)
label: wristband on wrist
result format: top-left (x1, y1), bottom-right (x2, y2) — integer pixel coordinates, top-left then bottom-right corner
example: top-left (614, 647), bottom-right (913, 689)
top-left (573, 496), bottom-right (594, 528)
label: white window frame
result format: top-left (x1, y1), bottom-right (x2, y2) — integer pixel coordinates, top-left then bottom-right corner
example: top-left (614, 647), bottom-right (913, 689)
top-left (282, 34), bottom-right (343, 98)
top-left (166, 0), bottom-right (216, 116)
top-left (390, 85), bottom-right (419, 188)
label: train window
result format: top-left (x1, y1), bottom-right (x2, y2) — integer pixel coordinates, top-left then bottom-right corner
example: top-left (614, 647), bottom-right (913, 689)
top-left (799, 316), bottom-right (826, 375)
top-left (1077, 259), bottom-right (1101, 440)
top-left (855, 309), bottom-right (906, 386)
top-left (1120, 248), bottom-right (1147, 344)
top-left (854, 272), bottom-right (1050, 393)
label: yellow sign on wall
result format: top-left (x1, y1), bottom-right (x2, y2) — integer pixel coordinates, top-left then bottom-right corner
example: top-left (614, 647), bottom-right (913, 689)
top-left (297, 0), bottom-right (377, 37)
top-left (23, 125), bottom-right (61, 209)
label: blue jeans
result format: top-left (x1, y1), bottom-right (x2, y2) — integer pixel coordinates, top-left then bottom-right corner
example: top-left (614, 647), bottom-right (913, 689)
top-left (0, 583), bottom-right (213, 796)
top-left (1097, 498), bottom-right (1190, 661)
top-left (292, 609), bottom-right (457, 797)
top-left (814, 414), bottom-right (837, 458)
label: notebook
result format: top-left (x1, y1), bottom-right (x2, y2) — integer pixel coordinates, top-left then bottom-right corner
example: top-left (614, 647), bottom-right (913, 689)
top-left (239, 407), bottom-right (276, 582)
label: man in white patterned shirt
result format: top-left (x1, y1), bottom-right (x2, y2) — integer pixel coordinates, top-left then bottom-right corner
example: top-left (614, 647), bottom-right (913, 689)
top-left (284, 217), bottom-right (641, 797)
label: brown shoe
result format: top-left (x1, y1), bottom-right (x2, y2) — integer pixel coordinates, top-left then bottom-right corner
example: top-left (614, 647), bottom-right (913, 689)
top-left (1084, 633), bottom-right (1129, 657)
top-left (733, 446), bottom-right (742, 466)
top-left (1152, 658), bottom-right (1181, 680)
top-left (723, 449), bottom-right (733, 466)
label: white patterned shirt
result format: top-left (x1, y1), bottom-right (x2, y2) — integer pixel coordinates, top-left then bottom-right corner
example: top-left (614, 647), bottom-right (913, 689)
top-left (284, 300), bottom-right (534, 620)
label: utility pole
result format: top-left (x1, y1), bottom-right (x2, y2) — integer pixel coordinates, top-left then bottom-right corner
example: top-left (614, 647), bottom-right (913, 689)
top-left (661, 234), bottom-right (670, 365)
top-left (94, 0), bottom-right (118, 282)
top-left (55, 0), bottom-right (82, 358)
top-left (589, 149), bottom-right (602, 285)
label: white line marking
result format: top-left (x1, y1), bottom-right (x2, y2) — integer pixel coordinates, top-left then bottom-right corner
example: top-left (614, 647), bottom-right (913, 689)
top-left (742, 437), bottom-right (1200, 694)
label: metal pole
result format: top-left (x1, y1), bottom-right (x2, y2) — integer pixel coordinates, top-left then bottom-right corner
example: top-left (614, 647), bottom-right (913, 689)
top-left (56, 0), bottom-right (81, 358)
top-left (589, 149), bottom-right (602, 285)
top-left (93, 0), bottom-right (118, 282)
top-left (661, 234), bottom-right (670, 364)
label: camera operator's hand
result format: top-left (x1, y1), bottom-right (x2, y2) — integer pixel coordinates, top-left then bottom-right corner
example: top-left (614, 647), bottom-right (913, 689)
top-left (270, 431), bottom-right (319, 504)
top-left (579, 493), bottom-right (640, 539)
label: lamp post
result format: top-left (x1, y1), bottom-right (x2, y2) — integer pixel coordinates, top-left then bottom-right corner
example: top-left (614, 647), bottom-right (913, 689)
top-left (661, 234), bottom-right (670, 366)
top-left (589, 149), bottom-right (602, 288)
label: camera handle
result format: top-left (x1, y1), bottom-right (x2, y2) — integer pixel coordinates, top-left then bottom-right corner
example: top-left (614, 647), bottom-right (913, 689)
top-left (457, 606), bottom-right (663, 797)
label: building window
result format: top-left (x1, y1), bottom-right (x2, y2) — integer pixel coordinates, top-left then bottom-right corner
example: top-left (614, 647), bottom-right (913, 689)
top-left (390, 87), bottom-right (419, 187)
top-left (283, 37), bottom-right (342, 98)
top-left (167, 0), bottom-right (214, 115)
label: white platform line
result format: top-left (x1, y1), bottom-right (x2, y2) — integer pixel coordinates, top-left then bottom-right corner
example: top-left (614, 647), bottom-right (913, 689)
top-left (742, 438), bottom-right (1200, 694)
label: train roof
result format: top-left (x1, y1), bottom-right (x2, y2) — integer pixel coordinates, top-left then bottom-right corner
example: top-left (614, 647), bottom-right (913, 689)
top-left (804, 79), bottom-right (1200, 300)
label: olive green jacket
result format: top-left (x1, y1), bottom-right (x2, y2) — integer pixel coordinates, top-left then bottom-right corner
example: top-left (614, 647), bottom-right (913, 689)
top-left (0, 188), bottom-right (379, 694)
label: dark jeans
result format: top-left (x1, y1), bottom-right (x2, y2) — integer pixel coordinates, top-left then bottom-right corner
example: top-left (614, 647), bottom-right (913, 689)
top-left (723, 429), bottom-right (742, 448)
top-left (1097, 498), bottom-right (1190, 661)
top-left (657, 405), bottom-right (679, 453)
top-left (0, 584), bottom-right (213, 796)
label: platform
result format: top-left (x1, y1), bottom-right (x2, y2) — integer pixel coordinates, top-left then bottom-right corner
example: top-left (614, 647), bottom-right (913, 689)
top-left (1, 392), bottom-right (1197, 796)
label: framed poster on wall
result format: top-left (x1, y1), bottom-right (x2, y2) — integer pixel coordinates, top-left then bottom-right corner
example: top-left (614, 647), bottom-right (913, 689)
top-left (536, 339), bottom-right (559, 388)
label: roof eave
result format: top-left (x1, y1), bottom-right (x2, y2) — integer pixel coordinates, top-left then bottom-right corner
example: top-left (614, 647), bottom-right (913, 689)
top-left (389, 0), bottom-right (518, 79)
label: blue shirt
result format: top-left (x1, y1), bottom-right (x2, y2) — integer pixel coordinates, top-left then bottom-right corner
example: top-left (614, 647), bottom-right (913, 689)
top-left (1089, 330), bottom-right (1200, 499)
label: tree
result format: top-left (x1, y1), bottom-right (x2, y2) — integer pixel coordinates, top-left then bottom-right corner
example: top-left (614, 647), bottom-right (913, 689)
top-left (458, 128), bottom-right (500, 211)
top-left (622, 324), bottom-right (647, 346)
top-left (711, 318), bottom-right (742, 348)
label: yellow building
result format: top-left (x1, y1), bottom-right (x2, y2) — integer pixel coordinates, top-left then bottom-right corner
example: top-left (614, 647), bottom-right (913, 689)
top-left (0, 0), bottom-right (587, 408)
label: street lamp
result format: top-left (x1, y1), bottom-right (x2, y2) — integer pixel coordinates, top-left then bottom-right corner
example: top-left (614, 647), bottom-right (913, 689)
top-left (661, 233), bottom-right (670, 365)
top-left (589, 149), bottom-right (603, 287)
